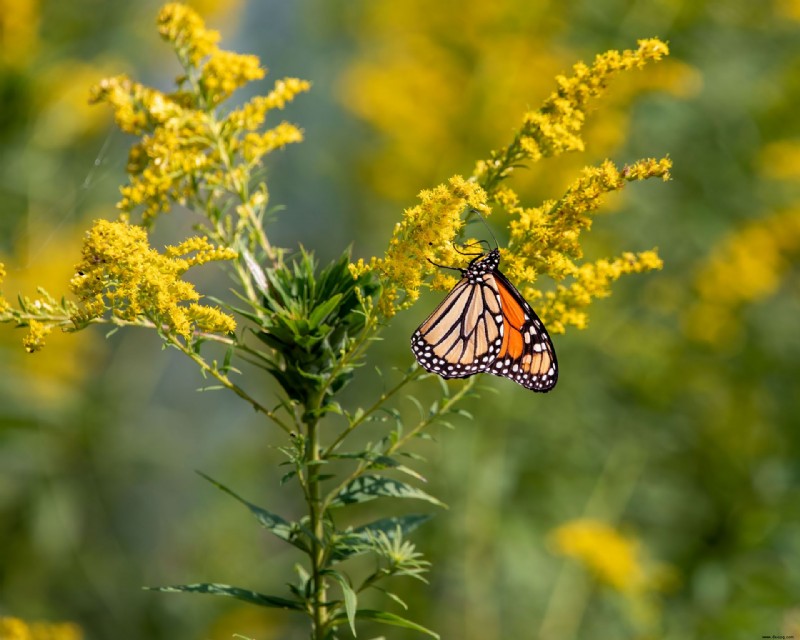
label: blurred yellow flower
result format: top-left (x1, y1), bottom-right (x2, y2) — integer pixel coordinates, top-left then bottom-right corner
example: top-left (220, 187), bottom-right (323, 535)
top-left (32, 60), bottom-right (127, 148)
top-left (0, 0), bottom-right (40, 68)
top-left (70, 219), bottom-right (237, 338)
top-left (758, 139), bottom-right (800, 181)
top-left (339, 0), bottom-right (684, 204)
top-left (776, 0), bottom-right (800, 20)
top-left (550, 519), bottom-right (649, 594)
top-left (0, 617), bottom-right (82, 640)
top-left (0, 262), bottom-right (8, 313)
top-left (0, 228), bottom-right (103, 403)
top-left (685, 208), bottom-right (800, 346)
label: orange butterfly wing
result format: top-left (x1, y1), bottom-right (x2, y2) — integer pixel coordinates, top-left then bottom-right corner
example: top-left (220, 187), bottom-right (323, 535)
top-left (490, 270), bottom-right (558, 392)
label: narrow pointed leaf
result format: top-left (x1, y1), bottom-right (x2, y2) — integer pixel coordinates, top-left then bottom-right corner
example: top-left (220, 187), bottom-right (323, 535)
top-left (330, 476), bottom-right (445, 508)
top-left (197, 472), bottom-right (309, 552)
top-left (331, 610), bottom-right (439, 639)
top-left (308, 293), bottom-right (343, 327)
top-left (326, 570), bottom-right (358, 637)
top-left (148, 583), bottom-right (303, 610)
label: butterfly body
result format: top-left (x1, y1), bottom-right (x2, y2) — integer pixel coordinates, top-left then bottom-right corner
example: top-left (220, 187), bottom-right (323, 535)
top-left (411, 249), bottom-right (558, 392)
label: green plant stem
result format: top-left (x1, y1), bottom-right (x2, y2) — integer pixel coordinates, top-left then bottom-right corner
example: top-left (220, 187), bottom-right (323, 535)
top-left (478, 130), bottom-right (528, 197)
top-left (322, 377), bottom-right (476, 511)
top-left (322, 366), bottom-right (425, 458)
top-left (538, 442), bottom-right (646, 640)
top-left (165, 333), bottom-right (294, 435)
top-left (387, 376), bottom-right (475, 455)
top-left (209, 117), bottom-right (276, 265)
top-left (304, 392), bottom-right (329, 640)
top-left (175, 45), bottom-right (277, 270)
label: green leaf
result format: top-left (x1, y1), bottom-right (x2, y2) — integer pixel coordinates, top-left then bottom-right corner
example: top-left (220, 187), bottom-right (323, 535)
top-left (308, 293), bottom-right (343, 328)
top-left (148, 583), bottom-right (303, 610)
top-left (325, 570), bottom-right (358, 637)
top-left (332, 514), bottom-right (433, 562)
top-left (197, 472), bottom-right (310, 552)
top-left (349, 407), bottom-right (365, 424)
top-left (406, 395), bottom-right (425, 420)
top-left (330, 452), bottom-right (426, 482)
top-left (331, 610), bottom-right (439, 639)
top-left (373, 586), bottom-right (409, 610)
top-left (330, 476), bottom-right (446, 508)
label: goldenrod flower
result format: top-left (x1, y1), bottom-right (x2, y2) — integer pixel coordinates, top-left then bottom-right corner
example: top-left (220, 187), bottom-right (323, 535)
top-left (550, 519), bottom-right (647, 594)
top-left (90, 4), bottom-right (309, 226)
top-left (355, 41), bottom-right (670, 327)
top-left (242, 122), bottom-right (305, 165)
top-left (350, 176), bottom-right (488, 317)
top-left (22, 319), bottom-right (53, 353)
top-left (0, 616), bottom-right (82, 640)
top-left (157, 2), bottom-right (220, 66)
top-left (201, 50), bottom-right (265, 105)
top-left (227, 77), bottom-right (311, 130)
top-left (70, 219), bottom-right (236, 338)
top-left (540, 251), bottom-right (663, 333)
top-left (475, 39), bottom-right (670, 195)
top-left (500, 158), bottom-right (670, 331)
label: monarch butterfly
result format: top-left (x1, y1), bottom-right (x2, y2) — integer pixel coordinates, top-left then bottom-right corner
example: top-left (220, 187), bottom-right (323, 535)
top-left (411, 248), bottom-right (558, 392)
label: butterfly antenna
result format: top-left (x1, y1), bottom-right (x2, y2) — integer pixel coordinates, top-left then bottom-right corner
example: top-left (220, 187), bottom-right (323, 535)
top-left (453, 241), bottom-right (485, 257)
top-left (469, 208), bottom-right (499, 249)
top-left (426, 257), bottom-right (464, 273)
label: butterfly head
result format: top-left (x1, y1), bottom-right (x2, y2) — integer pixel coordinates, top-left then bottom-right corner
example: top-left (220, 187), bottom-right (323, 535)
top-left (466, 248), bottom-right (501, 275)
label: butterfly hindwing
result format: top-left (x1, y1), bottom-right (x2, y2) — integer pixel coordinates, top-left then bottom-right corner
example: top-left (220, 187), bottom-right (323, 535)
top-left (411, 248), bottom-right (558, 392)
top-left (489, 270), bottom-right (558, 392)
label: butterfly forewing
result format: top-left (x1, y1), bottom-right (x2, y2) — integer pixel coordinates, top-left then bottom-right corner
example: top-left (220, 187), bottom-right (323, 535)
top-left (411, 273), bottom-right (504, 379)
top-left (411, 249), bottom-right (558, 392)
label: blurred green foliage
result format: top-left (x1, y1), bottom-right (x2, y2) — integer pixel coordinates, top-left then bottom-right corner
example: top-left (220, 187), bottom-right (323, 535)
top-left (1, 0), bottom-right (799, 639)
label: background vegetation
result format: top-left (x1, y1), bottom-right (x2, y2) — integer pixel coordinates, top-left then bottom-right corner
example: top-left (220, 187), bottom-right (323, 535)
top-left (1, 0), bottom-right (799, 639)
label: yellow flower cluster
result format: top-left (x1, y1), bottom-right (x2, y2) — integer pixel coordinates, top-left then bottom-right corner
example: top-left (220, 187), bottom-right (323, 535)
top-left (550, 519), bottom-right (648, 594)
top-left (22, 319), bottom-right (53, 353)
top-left (0, 617), bottom-right (82, 640)
top-left (200, 50), bottom-right (265, 105)
top-left (90, 3), bottom-right (309, 225)
top-left (357, 41), bottom-right (670, 328)
top-left (685, 208), bottom-right (800, 346)
top-left (242, 122), bottom-right (305, 164)
top-left (0, 255), bottom-right (86, 353)
top-left (500, 157), bottom-right (670, 331)
top-left (156, 2), bottom-right (219, 66)
top-left (475, 39), bottom-right (670, 193)
top-left (350, 176), bottom-right (488, 316)
top-left (70, 219), bottom-right (237, 338)
top-left (541, 251), bottom-right (663, 333)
